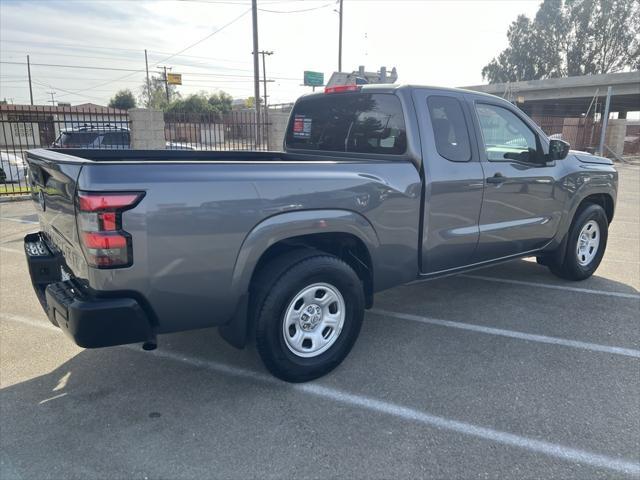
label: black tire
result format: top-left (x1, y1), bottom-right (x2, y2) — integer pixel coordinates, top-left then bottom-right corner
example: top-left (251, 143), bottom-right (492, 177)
top-left (547, 203), bottom-right (608, 281)
top-left (254, 254), bottom-right (364, 383)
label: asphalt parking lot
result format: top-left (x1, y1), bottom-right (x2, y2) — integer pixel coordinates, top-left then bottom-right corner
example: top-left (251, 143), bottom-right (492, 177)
top-left (1, 165), bottom-right (639, 479)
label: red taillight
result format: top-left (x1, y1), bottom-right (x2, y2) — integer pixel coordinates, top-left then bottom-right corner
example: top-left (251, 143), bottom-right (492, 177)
top-left (77, 191), bottom-right (144, 268)
top-left (78, 193), bottom-right (142, 212)
top-left (324, 85), bottom-right (360, 94)
top-left (81, 232), bottom-right (128, 249)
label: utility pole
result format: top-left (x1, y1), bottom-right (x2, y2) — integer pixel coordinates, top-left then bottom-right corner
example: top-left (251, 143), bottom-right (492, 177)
top-left (257, 50), bottom-right (273, 109)
top-left (251, 0), bottom-right (261, 146)
top-left (338, 0), bottom-right (343, 72)
top-left (27, 55), bottom-right (34, 106)
top-left (144, 49), bottom-right (151, 107)
top-left (47, 91), bottom-right (56, 106)
top-left (162, 66), bottom-right (170, 103)
top-left (257, 50), bottom-right (273, 148)
top-left (598, 86), bottom-right (612, 156)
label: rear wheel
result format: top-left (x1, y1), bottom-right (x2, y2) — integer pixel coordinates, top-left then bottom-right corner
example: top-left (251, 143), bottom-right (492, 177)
top-left (254, 254), bottom-right (364, 383)
top-left (547, 203), bottom-right (608, 281)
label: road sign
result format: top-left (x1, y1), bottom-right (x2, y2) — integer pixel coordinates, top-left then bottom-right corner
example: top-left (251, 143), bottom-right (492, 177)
top-left (167, 73), bottom-right (182, 85)
top-left (304, 71), bottom-right (324, 87)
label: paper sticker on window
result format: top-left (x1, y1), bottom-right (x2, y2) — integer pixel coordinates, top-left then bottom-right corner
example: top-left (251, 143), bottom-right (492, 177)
top-left (292, 114), bottom-right (312, 138)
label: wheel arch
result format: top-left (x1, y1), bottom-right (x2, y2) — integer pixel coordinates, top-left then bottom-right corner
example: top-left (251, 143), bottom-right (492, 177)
top-left (219, 210), bottom-right (379, 348)
top-left (548, 190), bottom-right (615, 267)
top-left (576, 192), bottom-right (615, 223)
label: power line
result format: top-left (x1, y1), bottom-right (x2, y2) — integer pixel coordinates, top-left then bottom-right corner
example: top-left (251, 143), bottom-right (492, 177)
top-left (0, 61), bottom-right (142, 72)
top-left (258, 2), bottom-right (333, 13)
top-left (17, 6), bottom-right (253, 101)
top-left (157, 7), bottom-right (252, 64)
top-left (1, 44), bottom-right (255, 67)
top-left (0, 61), bottom-right (299, 80)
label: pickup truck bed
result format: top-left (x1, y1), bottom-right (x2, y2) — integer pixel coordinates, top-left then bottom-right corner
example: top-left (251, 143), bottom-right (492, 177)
top-left (26, 146), bottom-right (421, 341)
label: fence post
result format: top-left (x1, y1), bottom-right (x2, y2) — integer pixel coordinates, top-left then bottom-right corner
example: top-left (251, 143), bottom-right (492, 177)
top-left (129, 108), bottom-right (165, 149)
top-left (597, 86), bottom-right (612, 156)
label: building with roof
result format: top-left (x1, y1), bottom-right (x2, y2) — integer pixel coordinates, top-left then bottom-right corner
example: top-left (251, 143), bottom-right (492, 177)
top-left (0, 103), bottom-right (127, 149)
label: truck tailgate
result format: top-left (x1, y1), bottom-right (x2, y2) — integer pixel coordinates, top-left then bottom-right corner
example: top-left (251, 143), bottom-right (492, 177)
top-left (26, 151), bottom-right (86, 275)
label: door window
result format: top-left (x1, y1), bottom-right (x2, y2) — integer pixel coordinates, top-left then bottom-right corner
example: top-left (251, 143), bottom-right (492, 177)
top-left (475, 104), bottom-right (538, 163)
top-left (427, 96), bottom-right (471, 162)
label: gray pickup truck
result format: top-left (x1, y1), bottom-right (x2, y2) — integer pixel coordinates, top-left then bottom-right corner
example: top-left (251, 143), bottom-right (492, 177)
top-left (24, 84), bottom-right (617, 382)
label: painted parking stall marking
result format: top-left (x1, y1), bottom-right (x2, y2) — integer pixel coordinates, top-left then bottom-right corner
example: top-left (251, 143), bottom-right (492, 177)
top-left (2, 312), bottom-right (640, 476)
top-left (461, 274), bottom-right (640, 300)
top-left (369, 309), bottom-right (640, 358)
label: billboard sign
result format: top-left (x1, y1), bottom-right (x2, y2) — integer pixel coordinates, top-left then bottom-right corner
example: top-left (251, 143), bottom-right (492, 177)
top-left (303, 71), bottom-right (324, 87)
top-left (167, 73), bottom-right (182, 85)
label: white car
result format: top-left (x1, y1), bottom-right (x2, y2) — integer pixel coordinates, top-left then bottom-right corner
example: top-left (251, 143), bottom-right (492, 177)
top-left (0, 151), bottom-right (28, 183)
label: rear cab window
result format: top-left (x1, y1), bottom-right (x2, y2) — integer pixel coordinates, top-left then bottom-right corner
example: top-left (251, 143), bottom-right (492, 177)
top-left (285, 92), bottom-right (407, 155)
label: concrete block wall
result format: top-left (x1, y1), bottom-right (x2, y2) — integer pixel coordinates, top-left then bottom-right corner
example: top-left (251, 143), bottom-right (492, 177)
top-left (267, 112), bottom-right (290, 151)
top-left (129, 108), bottom-right (165, 149)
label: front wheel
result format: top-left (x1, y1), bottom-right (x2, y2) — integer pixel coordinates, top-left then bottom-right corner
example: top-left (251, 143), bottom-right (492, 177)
top-left (255, 254), bottom-right (365, 383)
top-left (548, 203), bottom-right (608, 281)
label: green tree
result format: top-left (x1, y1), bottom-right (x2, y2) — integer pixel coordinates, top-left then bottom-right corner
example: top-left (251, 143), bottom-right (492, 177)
top-left (244, 96), bottom-right (263, 109)
top-left (108, 89), bottom-right (137, 110)
top-left (482, 0), bottom-right (639, 83)
top-left (164, 91), bottom-right (234, 115)
top-left (164, 92), bottom-right (211, 114)
top-left (208, 91), bottom-right (233, 114)
top-left (139, 75), bottom-right (180, 110)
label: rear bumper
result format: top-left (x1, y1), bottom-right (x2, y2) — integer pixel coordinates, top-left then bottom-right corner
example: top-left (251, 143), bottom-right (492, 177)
top-left (24, 232), bottom-right (153, 348)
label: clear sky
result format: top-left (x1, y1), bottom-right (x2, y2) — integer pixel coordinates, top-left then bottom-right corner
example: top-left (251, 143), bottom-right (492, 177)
top-left (0, 0), bottom-right (541, 106)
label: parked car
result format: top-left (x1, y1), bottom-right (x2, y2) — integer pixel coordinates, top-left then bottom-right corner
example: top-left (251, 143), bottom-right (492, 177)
top-left (0, 151), bottom-right (28, 183)
top-left (52, 125), bottom-right (130, 149)
top-left (24, 84), bottom-right (617, 382)
top-left (53, 125), bottom-right (202, 151)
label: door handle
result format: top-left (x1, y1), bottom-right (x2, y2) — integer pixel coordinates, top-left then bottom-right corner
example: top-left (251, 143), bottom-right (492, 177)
top-left (486, 173), bottom-right (507, 184)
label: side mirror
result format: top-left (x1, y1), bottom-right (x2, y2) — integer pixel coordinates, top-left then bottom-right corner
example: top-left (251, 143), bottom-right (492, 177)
top-left (548, 138), bottom-right (570, 160)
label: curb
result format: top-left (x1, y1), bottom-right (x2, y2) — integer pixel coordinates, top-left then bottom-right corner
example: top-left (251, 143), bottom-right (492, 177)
top-left (0, 195), bottom-right (31, 203)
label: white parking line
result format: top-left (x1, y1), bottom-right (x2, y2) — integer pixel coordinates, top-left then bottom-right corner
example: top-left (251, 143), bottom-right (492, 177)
top-left (2, 312), bottom-right (639, 476)
top-left (0, 217), bottom-right (38, 225)
top-left (461, 274), bottom-right (640, 300)
top-left (369, 309), bottom-right (640, 358)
